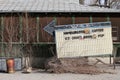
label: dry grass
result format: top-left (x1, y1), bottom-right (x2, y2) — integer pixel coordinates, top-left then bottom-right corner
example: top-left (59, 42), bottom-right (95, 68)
top-left (44, 57), bottom-right (111, 74)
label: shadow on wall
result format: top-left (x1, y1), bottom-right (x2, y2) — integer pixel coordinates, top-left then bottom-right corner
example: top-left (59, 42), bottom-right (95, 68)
top-left (31, 44), bottom-right (56, 68)
top-left (0, 44), bottom-right (56, 69)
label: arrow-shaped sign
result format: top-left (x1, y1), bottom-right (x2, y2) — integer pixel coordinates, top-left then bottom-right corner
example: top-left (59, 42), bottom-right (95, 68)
top-left (43, 20), bottom-right (56, 35)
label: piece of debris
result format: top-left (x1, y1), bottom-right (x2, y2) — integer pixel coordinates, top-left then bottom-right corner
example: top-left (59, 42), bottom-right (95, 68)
top-left (44, 57), bottom-right (111, 74)
top-left (93, 58), bottom-right (109, 65)
top-left (22, 67), bottom-right (32, 73)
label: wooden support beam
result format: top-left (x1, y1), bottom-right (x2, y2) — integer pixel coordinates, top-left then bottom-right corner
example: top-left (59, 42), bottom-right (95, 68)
top-left (25, 12), bottom-right (29, 43)
top-left (113, 46), bottom-right (118, 69)
top-left (93, 58), bottom-right (108, 65)
top-left (36, 16), bottom-right (40, 42)
top-left (107, 16), bottom-right (110, 21)
top-left (1, 16), bottom-right (4, 57)
top-left (54, 16), bottom-right (57, 24)
top-left (90, 16), bottom-right (93, 23)
top-left (19, 14), bottom-right (23, 43)
top-left (72, 16), bottom-right (75, 24)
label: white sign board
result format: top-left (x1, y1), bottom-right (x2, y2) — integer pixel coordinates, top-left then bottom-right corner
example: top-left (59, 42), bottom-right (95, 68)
top-left (55, 22), bottom-right (113, 58)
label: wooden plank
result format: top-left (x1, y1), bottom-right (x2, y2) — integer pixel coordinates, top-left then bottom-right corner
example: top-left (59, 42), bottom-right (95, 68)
top-left (92, 16), bottom-right (107, 22)
top-left (19, 14), bottom-right (23, 43)
top-left (107, 16), bottom-right (110, 21)
top-left (72, 16), bottom-right (75, 24)
top-left (90, 16), bottom-right (93, 23)
top-left (75, 16), bottom-right (90, 24)
top-left (1, 16), bottom-right (4, 57)
top-left (25, 12), bottom-right (29, 43)
top-left (36, 16), bottom-right (40, 42)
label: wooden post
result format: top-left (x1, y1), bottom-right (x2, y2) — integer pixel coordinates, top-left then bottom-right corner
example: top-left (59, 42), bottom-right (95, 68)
top-left (25, 12), bottom-right (29, 43)
top-left (1, 16), bottom-right (4, 57)
top-left (72, 16), bottom-right (75, 24)
top-left (90, 16), bottom-right (93, 23)
top-left (19, 14), bottom-right (23, 43)
top-left (54, 16), bottom-right (57, 25)
top-left (113, 46), bottom-right (118, 69)
top-left (36, 16), bottom-right (39, 42)
top-left (107, 16), bottom-right (110, 21)
top-left (110, 54), bottom-right (112, 64)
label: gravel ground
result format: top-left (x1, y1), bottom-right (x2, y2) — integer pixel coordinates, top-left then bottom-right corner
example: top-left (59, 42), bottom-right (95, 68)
top-left (0, 57), bottom-right (120, 80)
top-left (0, 65), bottom-right (120, 80)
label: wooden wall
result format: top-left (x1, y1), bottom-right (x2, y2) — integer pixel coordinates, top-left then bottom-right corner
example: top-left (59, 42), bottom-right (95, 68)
top-left (0, 13), bottom-right (119, 58)
top-left (0, 13), bottom-right (120, 43)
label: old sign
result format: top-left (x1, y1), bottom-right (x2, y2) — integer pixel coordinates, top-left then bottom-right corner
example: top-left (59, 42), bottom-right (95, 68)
top-left (55, 22), bottom-right (113, 58)
top-left (43, 20), bottom-right (56, 35)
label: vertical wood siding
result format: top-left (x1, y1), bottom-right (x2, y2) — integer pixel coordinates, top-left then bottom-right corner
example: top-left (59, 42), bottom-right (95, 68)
top-left (75, 17), bottom-right (90, 24)
top-left (0, 13), bottom-right (119, 43)
top-left (0, 13), bottom-right (119, 58)
top-left (57, 16), bottom-right (73, 25)
top-left (110, 17), bottom-right (120, 42)
top-left (39, 16), bottom-right (54, 42)
top-left (92, 17), bottom-right (107, 22)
